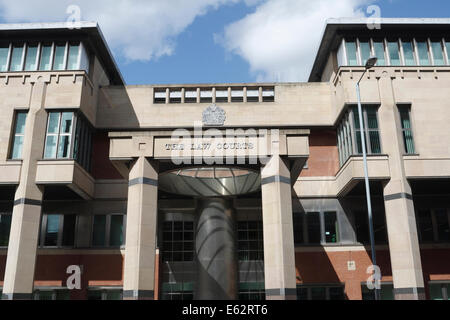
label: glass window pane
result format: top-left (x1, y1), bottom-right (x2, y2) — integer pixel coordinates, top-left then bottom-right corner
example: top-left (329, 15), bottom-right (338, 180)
top-left (329, 287), bottom-right (345, 300)
top-left (446, 42), bottom-right (450, 64)
top-left (355, 211), bottom-right (369, 244)
top-left (55, 290), bottom-right (70, 300)
top-left (87, 290), bottom-right (103, 300)
top-left (39, 45), bottom-right (53, 71)
top-left (11, 136), bottom-right (24, 159)
top-left (430, 284), bottom-right (444, 300)
top-left (373, 41), bottom-right (386, 66)
top-left (0, 46), bottom-right (9, 71)
top-left (345, 41), bottom-right (358, 65)
top-left (366, 108), bottom-right (379, 129)
top-left (402, 41), bottom-right (416, 65)
top-left (109, 215), bottom-right (124, 246)
top-left (106, 290), bottom-right (122, 300)
top-left (67, 44), bottom-right (80, 70)
top-left (369, 131), bottom-right (381, 154)
top-left (57, 135), bottom-right (71, 158)
top-left (388, 42), bottom-right (401, 66)
top-left (0, 215), bottom-right (12, 247)
top-left (431, 42), bottom-right (445, 65)
top-left (15, 112), bottom-right (27, 134)
top-left (60, 112), bottom-right (73, 134)
top-left (293, 212), bottom-right (305, 244)
top-left (62, 215), bottom-right (76, 247)
top-left (24, 45), bottom-right (38, 71)
top-left (297, 287), bottom-right (308, 300)
top-left (306, 212), bottom-right (321, 244)
top-left (47, 112), bottom-right (60, 134)
top-left (45, 215), bottom-right (60, 246)
top-left (92, 215), bottom-right (106, 246)
top-left (324, 212), bottom-right (338, 243)
top-left (36, 290), bottom-right (53, 300)
top-left (44, 135), bottom-right (58, 159)
top-left (360, 42), bottom-right (371, 66)
top-left (9, 45), bottom-right (24, 71)
top-left (53, 44), bottom-right (66, 70)
top-left (416, 41), bottom-right (430, 66)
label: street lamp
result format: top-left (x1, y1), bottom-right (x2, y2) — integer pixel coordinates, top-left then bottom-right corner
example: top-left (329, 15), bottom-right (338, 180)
top-left (356, 55), bottom-right (381, 300)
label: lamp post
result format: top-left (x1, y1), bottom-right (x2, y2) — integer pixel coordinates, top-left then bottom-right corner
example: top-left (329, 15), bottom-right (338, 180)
top-left (356, 55), bottom-right (381, 300)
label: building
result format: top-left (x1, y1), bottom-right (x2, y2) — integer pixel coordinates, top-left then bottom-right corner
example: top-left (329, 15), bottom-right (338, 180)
top-left (0, 18), bottom-right (450, 301)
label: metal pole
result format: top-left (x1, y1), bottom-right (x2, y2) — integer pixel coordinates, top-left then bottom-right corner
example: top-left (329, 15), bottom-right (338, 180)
top-left (356, 73), bottom-right (381, 300)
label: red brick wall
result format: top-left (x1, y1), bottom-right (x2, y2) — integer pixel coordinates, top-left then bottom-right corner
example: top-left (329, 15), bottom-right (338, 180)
top-left (300, 129), bottom-right (339, 177)
top-left (91, 131), bottom-right (123, 179)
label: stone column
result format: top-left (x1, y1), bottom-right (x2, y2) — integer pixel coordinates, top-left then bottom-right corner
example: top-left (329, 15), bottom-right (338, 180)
top-left (2, 76), bottom-right (49, 300)
top-left (194, 198), bottom-right (237, 300)
top-left (123, 157), bottom-right (159, 300)
top-left (260, 155), bottom-right (296, 300)
top-left (377, 71), bottom-right (425, 300)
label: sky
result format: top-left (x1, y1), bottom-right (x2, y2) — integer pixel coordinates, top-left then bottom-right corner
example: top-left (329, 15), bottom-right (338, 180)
top-left (0, 0), bottom-right (449, 85)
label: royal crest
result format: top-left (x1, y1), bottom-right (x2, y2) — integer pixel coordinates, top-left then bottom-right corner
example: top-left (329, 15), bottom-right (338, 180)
top-left (202, 104), bottom-right (226, 126)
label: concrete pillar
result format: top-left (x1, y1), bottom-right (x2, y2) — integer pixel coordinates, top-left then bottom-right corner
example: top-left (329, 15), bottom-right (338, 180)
top-left (260, 155), bottom-right (297, 300)
top-left (377, 71), bottom-right (425, 300)
top-left (195, 198), bottom-right (237, 300)
top-left (123, 157), bottom-right (159, 300)
top-left (2, 76), bottom-right (49, 300)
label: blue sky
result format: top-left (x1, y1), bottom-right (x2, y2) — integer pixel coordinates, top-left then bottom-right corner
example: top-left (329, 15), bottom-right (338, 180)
top-left (0, 0), bottom-right (449, 85)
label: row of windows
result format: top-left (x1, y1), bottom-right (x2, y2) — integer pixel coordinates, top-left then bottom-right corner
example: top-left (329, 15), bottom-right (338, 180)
top-left (10, 110), bottom-right (94, 172)
top-left (0, 41), bottom-right (89, 73)
top-left (154, 87), bottom-right (275, 104)
top-left (0, 213), bottom-right (125, 248)
top-left (337, 105), bottom-right (414, 166)
top-left (0, 287), bottom-right (122, 300)
top-left (339, 37), bottom-right (450, 67)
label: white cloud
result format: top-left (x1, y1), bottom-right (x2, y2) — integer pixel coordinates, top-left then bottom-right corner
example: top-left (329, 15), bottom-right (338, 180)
top-left (217, 0), bottom-right (376, 82)
top-left (0, 0), bottom-right (239, 61)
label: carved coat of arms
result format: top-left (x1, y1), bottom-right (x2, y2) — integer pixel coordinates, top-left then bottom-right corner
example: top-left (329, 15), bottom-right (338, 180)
top-left (202, 104), bottom-right (226, 126)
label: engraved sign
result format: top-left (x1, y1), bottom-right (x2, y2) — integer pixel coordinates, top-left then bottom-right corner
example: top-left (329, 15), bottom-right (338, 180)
top-left (202, 104), bottom-right (226, 126)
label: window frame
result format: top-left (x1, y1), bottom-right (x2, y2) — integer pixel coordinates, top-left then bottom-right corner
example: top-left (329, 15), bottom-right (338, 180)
top-left (398, 104), bottom-right (416, 154)
top-left (43, 110), bottom-right (77, 160)
top-left (296, 283), bottom-right (346, 300)
top-left (293, 211), bottom-right (341, 246)
top-left (33, 287), bottom-right (70, 300)
top-left (87, 286), bottom-right (123, 300)
top-left (9, 110), bottom-right (28, 160)
top-left (39, 214), bottom-right (78, 248)
top-left (428, 281), bottom-right (450, 300)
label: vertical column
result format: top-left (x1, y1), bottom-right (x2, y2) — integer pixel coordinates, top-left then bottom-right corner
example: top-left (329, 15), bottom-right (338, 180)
top-left (123, 157), bottom-right (159, 300)
top-left (260, 155), bottom-right (296, 300)
top-left (2, 76), bottom-right (49, 300)
top-left (195, 198), bottom-right (237, 300)
top-left (377, 71), bottom-right (425, 300)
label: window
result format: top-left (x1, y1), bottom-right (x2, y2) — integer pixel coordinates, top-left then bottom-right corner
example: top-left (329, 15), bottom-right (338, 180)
top-left (372, 41), bottom-right (386, 66)
top-left (200, 89), bottom-right (212, 103)
top-left (345, 41), bottom-right (358, 65)
top-left (416, 41), bottom-right (430, 66)
top-left (402, 40), bottom-right (416, 66)
top-left (297, 285), bottom-right (345, 300)
top-left (0, 214), bottom-right (12, 247)
top-left (184, 89), bottom-right (197, 103)
top-left (387, 41), bottom-right (401, 66)
top-left (40, 214), bottom-right (76, 247)
top-left (293, 212), bottom-right (306, 244)
top-left (430, 41), bottom-right (445, 66)
top-left (416, 209), bottom-right (450, 243)
top-left (337, 106), bottom-right (381, 166)
top-left (66, 43), bottom-right (80, 70)
top-left (231, 88), bottom-right (244, 103)
top-left (215, 89), bottom-right (228, 103)
top-left (33, 288), bottom-right (70, 300)
top-left (44, 111), bottom-right (74, 159)
top-left (72, 114), bottom-right (94, 172)
top-left (0, 45), bottom-right (9, 71)
top-left (162, 283), bottom-right (194, 301)
top-left (359, 41), bottom-right (372, 66)
top-left (9, 44), bottom-right (24, 71)
top-left (92, 214), bottom-right (125, 247)
top-left (361, 283), bottom-right (394, 300)
top-left (262, 87), bottom-right (274, 102)
top-left (169, 89), bottom-right (182, 103)
top-left (238, 221), bottom-right (264, 261)
top-left (246, 88), bottom-right (259, 103)
top-left (324, 212), bottom-right (339, 243)
top-left (87, 287), bottom-right (123, 300)
top-left (162, 220), bottom-right (194, 262)
top-left (10, 111), bottom-right (27, 160)
top-left (24, 44), bottom-right (39, 71)
top-left (429, 282), bottom-right (450, 300)
top-left (306, 212), bottom-right (321, 244)
top-left (154, 89), bottom-right (166, 104)
top-left (53, 43), bottom-right (67, 70)
top-left (354, 210), bottom-right (387, 244)
top-left (398, 105), bottom-right (415, 154)
top-left (446, 41), bottom-right (450, 65)
top-left (39, 44), bottom-right (53, 71)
